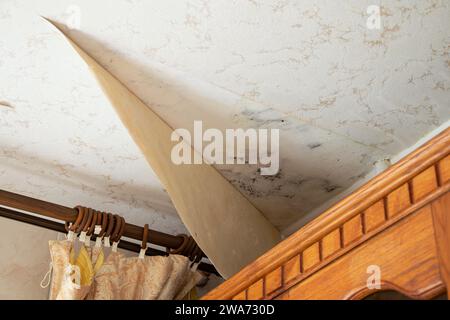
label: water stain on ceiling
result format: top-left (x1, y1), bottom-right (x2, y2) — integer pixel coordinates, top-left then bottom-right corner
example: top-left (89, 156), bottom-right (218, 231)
top-left (0, 0), bottom-right (449, 234)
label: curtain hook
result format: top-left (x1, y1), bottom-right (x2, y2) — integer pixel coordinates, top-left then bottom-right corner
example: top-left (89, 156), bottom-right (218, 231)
top-left (95, 212), bottom-right (108, 248)
top-left (66, 206), bottom-right (85, 241)
top-left (114, 216), bottom-right (126, 252)
top-left (191, 259), bottom-right (201, 272)
top-left (167, 234), bottom-right (189, 255)
top-left (103, 213), bottom-right (114, 248)
top-left (111, 215), bottom-right (124, 253)
top-left (184, 236), bottom-right (196, 259)
top-left (190, 246), bottom-right (203, 271)
top-left (93, 210), bottom-right (102, 235)
top-left (139, 224), bottom-right (149, 259)
top-left (78, 208), bottom-right (93, 243)
top-left (84, 209), bottom-right (97, 247)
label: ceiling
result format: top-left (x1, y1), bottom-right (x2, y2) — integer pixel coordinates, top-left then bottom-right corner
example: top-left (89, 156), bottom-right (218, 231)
top-left (1, 0), bottom-right (449, 236)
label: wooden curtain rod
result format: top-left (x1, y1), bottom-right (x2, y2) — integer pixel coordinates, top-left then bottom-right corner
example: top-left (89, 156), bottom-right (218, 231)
top-left (0, 189), bottom-right (219, 276)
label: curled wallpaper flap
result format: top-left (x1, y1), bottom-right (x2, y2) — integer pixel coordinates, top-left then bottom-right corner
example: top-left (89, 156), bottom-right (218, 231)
top-left (45, 19), bottom-right (280, 278)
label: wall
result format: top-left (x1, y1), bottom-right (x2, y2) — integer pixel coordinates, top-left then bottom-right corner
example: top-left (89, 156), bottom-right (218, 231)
top-left (0, 217), bottom-right (56, 299)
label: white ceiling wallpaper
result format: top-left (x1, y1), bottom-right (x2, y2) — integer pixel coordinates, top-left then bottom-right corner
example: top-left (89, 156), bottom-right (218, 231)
top-left (1, 0), bottom-right (449, 234)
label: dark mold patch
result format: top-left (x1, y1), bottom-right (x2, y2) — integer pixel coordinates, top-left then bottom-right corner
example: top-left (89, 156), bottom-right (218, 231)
top-left (261, 169), bottom-right (283, 181)
top-left (323, 183), bottom-right (341, 193)
top-left (307, 142), bottom-right (322, 149)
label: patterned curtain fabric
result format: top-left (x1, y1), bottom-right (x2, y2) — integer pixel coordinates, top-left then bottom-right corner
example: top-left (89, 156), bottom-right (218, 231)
top-left (48, 240), bottom-right (202, 300)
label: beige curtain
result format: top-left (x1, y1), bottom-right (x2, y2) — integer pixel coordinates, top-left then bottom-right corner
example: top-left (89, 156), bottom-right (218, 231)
top-left (48, 240), bottom-right (202, 300)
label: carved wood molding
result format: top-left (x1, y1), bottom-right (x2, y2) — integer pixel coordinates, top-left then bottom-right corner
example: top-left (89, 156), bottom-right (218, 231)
top-left (277, 203), bottom-right (446, 300)
top-left (203, 128), bottom-right (450, 300)
top-left (345, 280), bottom-right (444, 301)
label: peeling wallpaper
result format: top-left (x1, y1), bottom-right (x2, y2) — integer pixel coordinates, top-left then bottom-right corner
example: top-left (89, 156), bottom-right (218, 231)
top-left (1, 0), bottom-right (449, 235)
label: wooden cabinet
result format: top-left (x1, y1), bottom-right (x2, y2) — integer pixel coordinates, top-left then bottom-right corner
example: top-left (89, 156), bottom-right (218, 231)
top-left (203, 128), bottom-right (450, 300)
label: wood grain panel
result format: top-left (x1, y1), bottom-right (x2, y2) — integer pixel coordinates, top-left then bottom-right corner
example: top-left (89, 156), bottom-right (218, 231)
top-left (322, 229), bottom-right (341, 259)
top-left (275, 292), bottom-right (290, 300)
top-left (232, 291), bottom-right (246, 300)
top-left (343, 215), bottom-right (363, 245)
top-left (302, 242), bottom-right (320, 271)
top-left (364, 200), bottom-right (386, 232)
top-left (438, 155), bottom-right (450, 184)
top-left (247, 280), bottom-right (263, 300)
top-left (287, 206), bottom-right (444, 300)
top-left (265, 267), bottom-right (282, 295)
top-left (431, 192), bottom-right (450, 296)
top-left (283, 255), bottom-right (301, 284)
top-left (412, 167), bottom-right (438, 202)
top-left (387, 184), bottom-right (411, 218)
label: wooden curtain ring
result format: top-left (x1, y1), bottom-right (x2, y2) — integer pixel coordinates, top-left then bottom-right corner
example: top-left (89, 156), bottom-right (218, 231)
top-left (69, 206), bottom-right (85, 232)
top-left (141, 224), bottom-right (149, 249)
top-left (75, 207), bottom-right (90, 233)
top-left (111, 215), bottom-right (122, 242)
top-left (97, 212), bottom-right (109, 238)
top-left (104, 213), bottom-right (115, 238)
top-left (189, 244), bottom-right (202, 262)
top-left (193, 246), bottom-right (203, 263)
top-left (183, 236), bottom-right (197, 258)
top-left (117, 216), bottom-right (126, 242)
top-left (96, 210), bottom-right (102, 225)
top-left (86, 210), bottom-right (98, 237)
top-left (167, 234), bottom-right (189, 255)
top-left (80, 208), bottom-right (94, 233)
top-left (66, 206), bottom-right (85, 232)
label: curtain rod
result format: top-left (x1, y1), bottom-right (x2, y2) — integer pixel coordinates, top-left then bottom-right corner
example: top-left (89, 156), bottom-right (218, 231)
top-left (0, 189), bottom-right (219, 276)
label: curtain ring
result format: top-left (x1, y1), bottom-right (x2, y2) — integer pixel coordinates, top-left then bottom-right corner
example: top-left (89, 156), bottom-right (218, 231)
top-left (94, 211), bottom-right (108, 248)
top-left (104, 213), bottom-right (115, 238)
top-left (68, 206), bottom-right (85, 232)
top-left (103, 213), bottom-right (115, 247)
top-left (167, 234), bottom-right (189, 255)
top-left (80, 208), bottom-right (94, 233)
top-left (75, 207), bottom-right (90, 233)
top-left (111, 215), bottom-right (123, 252)
top-left (139, 224), bottom-right (149, 259)
top-left (191, 245), bottom-right (203, 263)
top-left (64, 221), bottom-right (71, 232)
top-left (184, 237), bottom-right (196, 258)
top-left (141, 224), bottom-right (149, 249)
top-left (196, 248), bottom-right (203, 262)
top-left (97, 212), bottom-right (108, 238)
top-left (112, 216), bottom-right (126, 252)
top-left (111, 214), bottom-right (122, 242)
top-left (78, 208), bottom-right (93, 242)
top-left (84, 209), bottom-right (97, 246)
top-left (117, 216), bottom-right (126, 242)
top-left (86, 210), bottom-right (98, 237)
top-left (96, 210), bottom-right (102, 225)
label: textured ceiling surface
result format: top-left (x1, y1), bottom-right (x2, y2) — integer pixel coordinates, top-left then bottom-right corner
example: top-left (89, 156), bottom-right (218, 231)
top-left (1, 0), bottom-right (449, 234)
